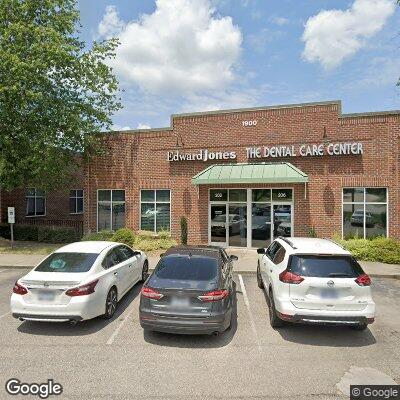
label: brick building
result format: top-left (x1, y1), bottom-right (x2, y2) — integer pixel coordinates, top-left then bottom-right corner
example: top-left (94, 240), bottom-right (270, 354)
top-left (2, 100), bottom-right (399, 247)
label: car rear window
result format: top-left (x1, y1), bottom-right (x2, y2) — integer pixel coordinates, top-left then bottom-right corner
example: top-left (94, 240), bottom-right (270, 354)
top-left (153, 255), bottom-right (218, 281)
top-left (35, 253), bottom-right (99, 273)
top-left (288, 255), bottom-right (364, 278)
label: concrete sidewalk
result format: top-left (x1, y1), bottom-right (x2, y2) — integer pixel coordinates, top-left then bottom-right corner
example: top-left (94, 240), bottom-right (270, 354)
top-left (1, 249), bottom-right (399, 279)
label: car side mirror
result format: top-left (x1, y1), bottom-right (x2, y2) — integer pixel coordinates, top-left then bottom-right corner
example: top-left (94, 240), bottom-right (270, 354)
top-left (160, 253), bottom-right (165, 258)
top-left (257, 248), bottom-right (266, 254)
top-left (132, 251), bottom-right (141, 257)
top-left (229, 255), bottom-right (238, 261)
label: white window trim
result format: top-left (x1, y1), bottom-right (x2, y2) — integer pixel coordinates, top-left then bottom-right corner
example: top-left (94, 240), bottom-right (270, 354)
top-left (26, 188), bottom-right (46, 217)
top-left (96, 189), bottom-right (126, 232)
top-left (70, 189), bottom-right (84, 215)
top-left (342, 187), bottom-right (388, 239)
top-left (140, 189), bottom-right (171, 234)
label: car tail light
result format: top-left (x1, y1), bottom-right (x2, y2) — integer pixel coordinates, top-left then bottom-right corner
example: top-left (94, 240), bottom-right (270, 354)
top-left (141, 287), bottom-right (164, 300)
top-left (279, 271), bottom-right (304, 284)
top-left (13, 282), bottom-right (28, 295)
top-left (198, 289), bottom-right (228, 302)
top-left (355, 274), bottom-right (371, 286)
top-left (65, 280), bottom-right (98, 297)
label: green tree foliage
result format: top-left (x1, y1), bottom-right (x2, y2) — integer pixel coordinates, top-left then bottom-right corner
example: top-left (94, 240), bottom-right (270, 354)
top-left (0, 0), bottom-right (121, 190)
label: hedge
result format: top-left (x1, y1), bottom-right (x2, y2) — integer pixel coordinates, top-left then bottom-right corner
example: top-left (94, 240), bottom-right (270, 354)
top-left (336, 236), bottom-right (400, 265)
top-left (0, 223), bottom-right (79, 243)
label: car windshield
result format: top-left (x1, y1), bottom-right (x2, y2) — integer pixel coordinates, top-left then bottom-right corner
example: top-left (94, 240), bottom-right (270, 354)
top-left (289, 255), bottom-right (364, 278)
top-left (35, 252), bottom-right (99, 273)
top-left (153, 255), bottom-right (218, 281)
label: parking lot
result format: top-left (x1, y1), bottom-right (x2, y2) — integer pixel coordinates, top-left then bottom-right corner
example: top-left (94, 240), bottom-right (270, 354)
top-left (0, 267), bottom-right (399, 400)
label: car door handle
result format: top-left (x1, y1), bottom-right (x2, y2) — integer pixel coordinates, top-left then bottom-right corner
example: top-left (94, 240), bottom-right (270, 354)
top-left (114, 272), bottom-right (118, 276)
top-left (270, 269), bottom-right (273, 273)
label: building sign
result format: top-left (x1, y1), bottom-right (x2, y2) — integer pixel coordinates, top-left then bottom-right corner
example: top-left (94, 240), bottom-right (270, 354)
top-left (8, 207), bottom-right (15, 224)
top-left (167, 149), bottom-right (237, 162)
top-left (167, 142), bottom-right (363, 162)
top-left (246, 142), bottom-right (363, 159)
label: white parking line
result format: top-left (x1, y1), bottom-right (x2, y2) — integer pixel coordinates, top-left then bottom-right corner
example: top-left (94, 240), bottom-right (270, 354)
top-left (238, 274), bottom-right (261, 353)
top-left (106, 307), bottom-right (136, 345)
top-left (0, 311), bottom-right (10, 320)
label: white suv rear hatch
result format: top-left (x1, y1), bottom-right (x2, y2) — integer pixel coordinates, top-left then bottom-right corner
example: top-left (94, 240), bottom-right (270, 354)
top-left (287, 254), bottom-right (372, 312)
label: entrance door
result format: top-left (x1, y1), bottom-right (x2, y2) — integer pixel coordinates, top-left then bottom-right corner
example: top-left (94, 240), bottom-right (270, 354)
top-left (273, 204), bottom-right (292, 239)
top-left (228, 204), bottom-right (247, 247)
top-left (210, 204), bottom-right (227, 245)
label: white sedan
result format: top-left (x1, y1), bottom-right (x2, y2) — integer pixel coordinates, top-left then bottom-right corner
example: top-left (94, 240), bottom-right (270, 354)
top-left (11, 241), bottom-right (148, 323)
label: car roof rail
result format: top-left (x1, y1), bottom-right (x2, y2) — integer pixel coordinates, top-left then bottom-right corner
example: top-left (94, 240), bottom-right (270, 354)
top-left (278, 236), bottom-right (297, 249)
top-left (323, 237), bottom-right (345, 249)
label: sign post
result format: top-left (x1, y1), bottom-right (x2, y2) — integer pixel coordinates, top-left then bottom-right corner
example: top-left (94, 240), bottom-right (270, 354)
top-left (7, 207), bottom-right (15, 250)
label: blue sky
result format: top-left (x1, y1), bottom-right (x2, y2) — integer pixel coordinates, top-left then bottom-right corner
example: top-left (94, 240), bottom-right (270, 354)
top-left (78, 0), bottom-right (400, 130)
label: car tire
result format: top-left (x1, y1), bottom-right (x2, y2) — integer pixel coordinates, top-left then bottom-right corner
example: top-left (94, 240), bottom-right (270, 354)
top-left (257, 264), bottom-right (264, 289)
top-left (103, 287), bottom-right (118, 319)
top-left (268, 290), bottom-right (284, 329)
top-left (140, 260), bottom-right (149, 282)
top-left (352, 323), bottom-right (368, 331)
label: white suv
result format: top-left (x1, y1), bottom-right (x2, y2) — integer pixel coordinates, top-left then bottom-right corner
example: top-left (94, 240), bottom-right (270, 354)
top-left (257, 237), bottom-right (375, 330)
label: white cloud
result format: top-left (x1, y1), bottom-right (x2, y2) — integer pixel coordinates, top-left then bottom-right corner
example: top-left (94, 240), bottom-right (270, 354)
top-left (302, 0), bottom-right (395, 70)
top-left (97, 5), bottom-right (125, 38)
top-left (98, 0), bottom-right (242, 95)
top-left (270, 16), bottom-right (289, 26)
top-left (137, 123), bottom-right (151, 129)
top-left (112, 124), bottom-right (132, 131)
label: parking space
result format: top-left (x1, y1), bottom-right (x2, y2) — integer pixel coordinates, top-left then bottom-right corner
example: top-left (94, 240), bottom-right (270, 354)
top-left (0, 268), bottom-right (399, 399)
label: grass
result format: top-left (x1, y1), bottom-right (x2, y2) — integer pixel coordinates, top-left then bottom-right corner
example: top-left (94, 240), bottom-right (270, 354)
top-left (0, 238), bottom-right (63, 255)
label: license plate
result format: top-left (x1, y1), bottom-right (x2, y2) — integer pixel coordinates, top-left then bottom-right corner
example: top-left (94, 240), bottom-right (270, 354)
top-left (37, 290), bottom-right (56, 302)
top-left (171, 297), bottom-right (190, 309)
top-left (320, 288), bottom-right (338, 299)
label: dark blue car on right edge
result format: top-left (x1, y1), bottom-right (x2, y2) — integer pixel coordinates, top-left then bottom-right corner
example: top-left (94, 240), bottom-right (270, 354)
top-left (139, 246), bottom-right (238, 335)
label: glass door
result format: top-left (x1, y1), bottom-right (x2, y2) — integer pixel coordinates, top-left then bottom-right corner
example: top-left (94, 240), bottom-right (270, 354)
top-left (210, 204), bottom-right (228, 245)
top-left (228, 204), bottom-right (247, 247)
top-left (273, 204), bottom-right (292, 239)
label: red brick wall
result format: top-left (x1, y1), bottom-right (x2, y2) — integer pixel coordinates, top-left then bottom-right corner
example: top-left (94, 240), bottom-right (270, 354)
top-left (84, 101), bottom-right (400, 243)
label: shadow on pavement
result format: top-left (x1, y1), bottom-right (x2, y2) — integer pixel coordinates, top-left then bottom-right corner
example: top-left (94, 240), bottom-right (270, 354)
top-left (143, 282), bottom-right (238, 349)
top-left (16, 282), bottom-right (143, 336)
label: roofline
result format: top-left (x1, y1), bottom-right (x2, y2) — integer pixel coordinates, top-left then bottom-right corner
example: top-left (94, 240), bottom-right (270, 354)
top-left (171, 100), bottom-right (342, 119)
top-left (105, 100), bottom-right (400, 135)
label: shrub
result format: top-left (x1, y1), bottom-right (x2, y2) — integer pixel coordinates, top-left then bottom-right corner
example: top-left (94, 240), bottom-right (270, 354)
top-left (308, 227), bottom-right (317, 238)
top-left (111, 228), bottom-right (135, 245)
top-left (336, 236), bottom-right (400, 264)
top-left (37, 226), bottom-right (78, 243)
top-left (82, 230), bottom-right (114, 241)
top-left (180, 216), bottom-right (188, 245)
top-left (158, 229), bottom-right (171, 240)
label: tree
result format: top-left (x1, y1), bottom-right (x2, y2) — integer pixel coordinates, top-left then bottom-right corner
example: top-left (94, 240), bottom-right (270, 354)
top-left (0, 0), bottom-right (121, 190)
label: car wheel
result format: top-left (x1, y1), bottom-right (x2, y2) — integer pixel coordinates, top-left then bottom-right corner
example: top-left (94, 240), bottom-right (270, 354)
top-left (352, 323), bottom-right (368, 331)
top-left (141, 260), bottom-right (149, 282)
top-left (268, 290), bottom-right (284, 329)
top-left (257, 264), bottom-right (264, 289)
top-left (104, 287), bottom-right (118, 319)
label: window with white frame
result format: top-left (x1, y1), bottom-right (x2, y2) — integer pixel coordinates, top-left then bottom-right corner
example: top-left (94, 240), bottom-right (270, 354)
top-left (26, 189), bottom-right (46, 216)
top-left (342, 188), bottom-right (387, 239)
top-left (70, 190), bottom-right (84, 214)
top-left (140, 190), bottom-right (171, 233)
top-left (97, 190), bottom-right (125, 231)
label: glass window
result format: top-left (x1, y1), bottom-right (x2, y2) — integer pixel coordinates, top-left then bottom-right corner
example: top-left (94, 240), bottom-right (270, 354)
top-left (102, 248), bottom-right (124, 269)
top-left (97, 190), bottom-right (125, 231)
top-left (35, 253), bottom-right (98, 273)
top-left (118, 245), bottom-right (135, 260)
top-left (252, 189), bottom-right (271, 202)
top-left (343, 188), bottom-right (364, 203)
top-left (229, 189), bottom-right (247, 202)
top-left (273, 247), bottom-right (286, 264)
top-left (70, 189), bottom-right (84, 214)
top-left (140, 189), bottom-right (171, 234)
top-left (210, 189), bottom-right (228, 202)
top-left (152, 255), bottom-right (218, 281)
top-left (289, 255), bottom-right (363, 278)
top-left (342, 188), bottom-right (387, 239)
top-left (26, 188), bottom-right (46, 216)
top-left (272, 189), bottom-right (293, 202)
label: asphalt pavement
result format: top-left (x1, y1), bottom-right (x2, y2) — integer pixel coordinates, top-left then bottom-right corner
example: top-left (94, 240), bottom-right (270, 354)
top-left (0, 267), bottom-right (399, 400)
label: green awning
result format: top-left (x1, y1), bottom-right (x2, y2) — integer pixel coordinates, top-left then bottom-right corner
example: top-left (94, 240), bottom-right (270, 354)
top-left (191, 162), bottom-right (308, 185)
